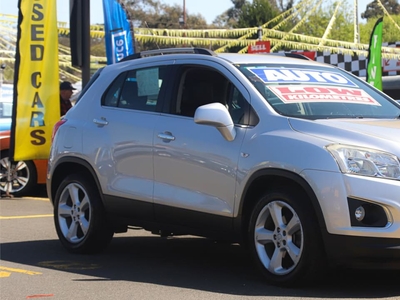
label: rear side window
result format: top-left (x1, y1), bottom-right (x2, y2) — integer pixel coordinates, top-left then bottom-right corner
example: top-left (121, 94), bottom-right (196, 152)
top-left (103, 73), bottom-right (126, 107)
top-left (75, 67), bottom-right (104, 104)
top-left (102, 66), bottom-right (167, 112)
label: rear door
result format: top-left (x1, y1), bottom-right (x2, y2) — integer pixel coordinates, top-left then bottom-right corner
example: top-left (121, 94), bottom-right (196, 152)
top-left (82, 62), bottom-right (173, 219)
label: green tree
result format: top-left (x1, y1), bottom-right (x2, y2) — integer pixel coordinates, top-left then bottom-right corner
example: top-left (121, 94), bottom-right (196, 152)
top-left (361, 0), bottom-right (400, 20)
top-left (212, 12), bottom-right (231, 28)
top-left (284, 1), bottom-right (354, 42)
top-left (359, 15), bottom-right (400, 43)
top-left (123, 0), bottom-right (210, 51)
top-left (295, 6), bottom-right (331, 38)
top-left (327, 11), bottom-right (354, 42)
top-left (277, 0), bottom-right (294, 11)
top-left (125, 0), bottom-right (207, 29)
top-left (237, 0), bottom-right (280, 28)
top-left (226, 0), bottom-right (247, 26)
top-left (212, 0), bottom-right (247, 28)
top-left (222, 0), bottom-right (279, 53)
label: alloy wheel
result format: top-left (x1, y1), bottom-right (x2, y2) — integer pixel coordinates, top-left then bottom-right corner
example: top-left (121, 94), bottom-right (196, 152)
top-left (0, 157), bottom-right (30, 194)
top-left (253, 200), bottom-right (304, 276)
top-left (57, 182), bottom-right (92, 244)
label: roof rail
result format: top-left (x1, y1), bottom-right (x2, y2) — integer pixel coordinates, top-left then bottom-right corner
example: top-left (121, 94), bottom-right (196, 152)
top-left (283, 52), bottom-right (312, 60)
top-left (266, 52), bottom-right (312, 60)
top-left (119, 47), bottom-right (215, 62)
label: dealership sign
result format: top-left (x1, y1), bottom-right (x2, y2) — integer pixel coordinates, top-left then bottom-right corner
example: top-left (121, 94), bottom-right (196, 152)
top-left (248, 41), bottom-right (270, 54)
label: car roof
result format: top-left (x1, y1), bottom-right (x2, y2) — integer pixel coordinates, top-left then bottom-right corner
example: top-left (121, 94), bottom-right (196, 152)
top-left (116, 47), bottom-right (333, 69)
top-left (216, 52), bottom-right (327, 66)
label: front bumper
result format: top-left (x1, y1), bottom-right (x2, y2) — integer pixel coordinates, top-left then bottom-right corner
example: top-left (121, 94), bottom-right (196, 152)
top-left (323, 233), bottom-right (400, 269)
top-left (302, 169), bottom-right (400, 239)
top-left (302, 169), bottom-right (400, 267)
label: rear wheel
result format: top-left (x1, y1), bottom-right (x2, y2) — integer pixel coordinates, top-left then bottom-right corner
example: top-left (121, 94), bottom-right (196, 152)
top-left (0, 150), bottom-right (37, 197)
top-left (248, 188), bottom-right (325, 286)
top-left (54, 173), bottom-right (114, 253)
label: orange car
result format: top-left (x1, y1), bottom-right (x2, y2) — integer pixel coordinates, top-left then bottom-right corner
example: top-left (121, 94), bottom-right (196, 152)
top-left (0, 124), bottom-right (47, 197)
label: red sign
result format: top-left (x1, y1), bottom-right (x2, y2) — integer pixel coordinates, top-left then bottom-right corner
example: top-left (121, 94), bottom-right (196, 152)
top-left (248, 41), bottom-right (270, 54)
top-left (269, 85), bottom-right (379, 105)
top-left (291, 51), bottom-right (316, 60)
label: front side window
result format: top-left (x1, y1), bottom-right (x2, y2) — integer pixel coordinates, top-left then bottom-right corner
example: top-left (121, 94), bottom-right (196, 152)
top-left (237, 64), bottom-right (400, 120)
top-left (174, 66), bottom-right (250, 124)
top-left (102, 66), bottom-right (167, 112)
top-left (227, 86), bottom-right (248, 124)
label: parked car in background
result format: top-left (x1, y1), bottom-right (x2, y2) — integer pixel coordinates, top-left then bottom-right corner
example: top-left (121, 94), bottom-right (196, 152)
top-left (48, 47), bottom-right (400, 287)
top-left (1, 83), bottom-right (49, 197)
top-left (0, 83), bottom-right (13, 118)
top-left (0, 115), bottom-right (47, 197)
top-left (382, 75), bottom-right (400, 101)
top-left (0, 117), bottom-right (11, 131)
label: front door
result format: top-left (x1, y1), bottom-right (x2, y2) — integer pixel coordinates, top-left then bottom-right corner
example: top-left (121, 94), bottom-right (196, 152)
top-left (153, 63), bottom-right (250, 232)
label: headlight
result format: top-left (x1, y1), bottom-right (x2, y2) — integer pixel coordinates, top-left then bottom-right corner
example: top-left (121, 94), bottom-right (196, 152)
top-left (326, 144), bottom-right (400, 180)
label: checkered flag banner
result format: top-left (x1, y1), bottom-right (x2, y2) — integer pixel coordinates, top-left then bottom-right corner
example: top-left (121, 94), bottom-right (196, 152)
top-left (314, 42), bottom-right (400, 77)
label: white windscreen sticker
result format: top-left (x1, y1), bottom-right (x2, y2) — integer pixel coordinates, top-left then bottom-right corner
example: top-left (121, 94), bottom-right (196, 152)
top-left (248, 68), bottom-right (357, 87)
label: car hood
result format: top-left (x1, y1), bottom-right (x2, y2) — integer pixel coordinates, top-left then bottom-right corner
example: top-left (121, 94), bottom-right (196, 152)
top-left (289, 118), bottom-right (400, 152)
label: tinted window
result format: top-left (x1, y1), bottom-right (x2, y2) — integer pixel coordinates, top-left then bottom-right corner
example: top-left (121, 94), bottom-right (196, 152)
top-left (103, 73), bottom-right (126, 107)
top-left (103, 66), bottom-right (167, 112)
top-left (227, 86), bottom-right (248, 125)
top-left (174, 67), bottom-right (249, 124)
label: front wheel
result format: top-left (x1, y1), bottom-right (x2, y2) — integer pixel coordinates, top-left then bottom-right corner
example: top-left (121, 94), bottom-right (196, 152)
top-left (248, 188), bottom-right (325, 287)
top-left (53, 173), bottom-right (114, 254)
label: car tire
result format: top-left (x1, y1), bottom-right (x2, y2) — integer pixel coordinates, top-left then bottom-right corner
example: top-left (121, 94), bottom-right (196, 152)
top-left (54, 173), bottom-right (114, 254)
top-left (248, 188), bottom-right (325, 287)
top-left (0, 150), bottom-right (37, 197)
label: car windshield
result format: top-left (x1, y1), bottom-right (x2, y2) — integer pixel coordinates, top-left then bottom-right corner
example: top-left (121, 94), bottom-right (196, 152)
top-left (237, 64), bottom-right (400, 120)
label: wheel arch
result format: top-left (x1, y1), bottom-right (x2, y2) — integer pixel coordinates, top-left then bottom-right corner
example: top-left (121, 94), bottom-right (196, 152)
top-left (49, 157), bottom-right (103, 205)
top-left (236, 168), bottom-right (327, 238)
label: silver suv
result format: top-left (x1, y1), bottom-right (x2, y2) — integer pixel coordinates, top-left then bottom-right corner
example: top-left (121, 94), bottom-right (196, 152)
top-left (47, 48), bottom-right (400, 286)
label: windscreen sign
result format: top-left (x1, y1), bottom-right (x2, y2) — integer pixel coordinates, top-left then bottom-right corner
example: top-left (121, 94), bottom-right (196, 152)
top-left (248, 67), bottom-right (380, 105)
top-left (248, 68), bottom-right (357, 87)
top-left (269, 85), bottom-right (380, 106)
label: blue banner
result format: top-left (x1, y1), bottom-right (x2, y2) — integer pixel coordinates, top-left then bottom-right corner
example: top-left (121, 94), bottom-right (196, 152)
top-left (102, 0), bottom-right (135, 64)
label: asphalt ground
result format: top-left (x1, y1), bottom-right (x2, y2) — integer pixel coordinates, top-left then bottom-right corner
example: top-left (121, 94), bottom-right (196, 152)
top-left (1, 186), bottom-right (400, 300)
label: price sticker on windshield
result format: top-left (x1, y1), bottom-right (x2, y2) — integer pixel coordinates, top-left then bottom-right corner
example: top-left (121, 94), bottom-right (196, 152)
top-left (269, 85), bottom-right (381, 105)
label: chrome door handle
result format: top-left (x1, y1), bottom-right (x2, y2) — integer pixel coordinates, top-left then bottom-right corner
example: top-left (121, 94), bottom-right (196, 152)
top-left (157, 132), bottom-right (175, 141)
top-left (93, 117), bottom-right (109, 126)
